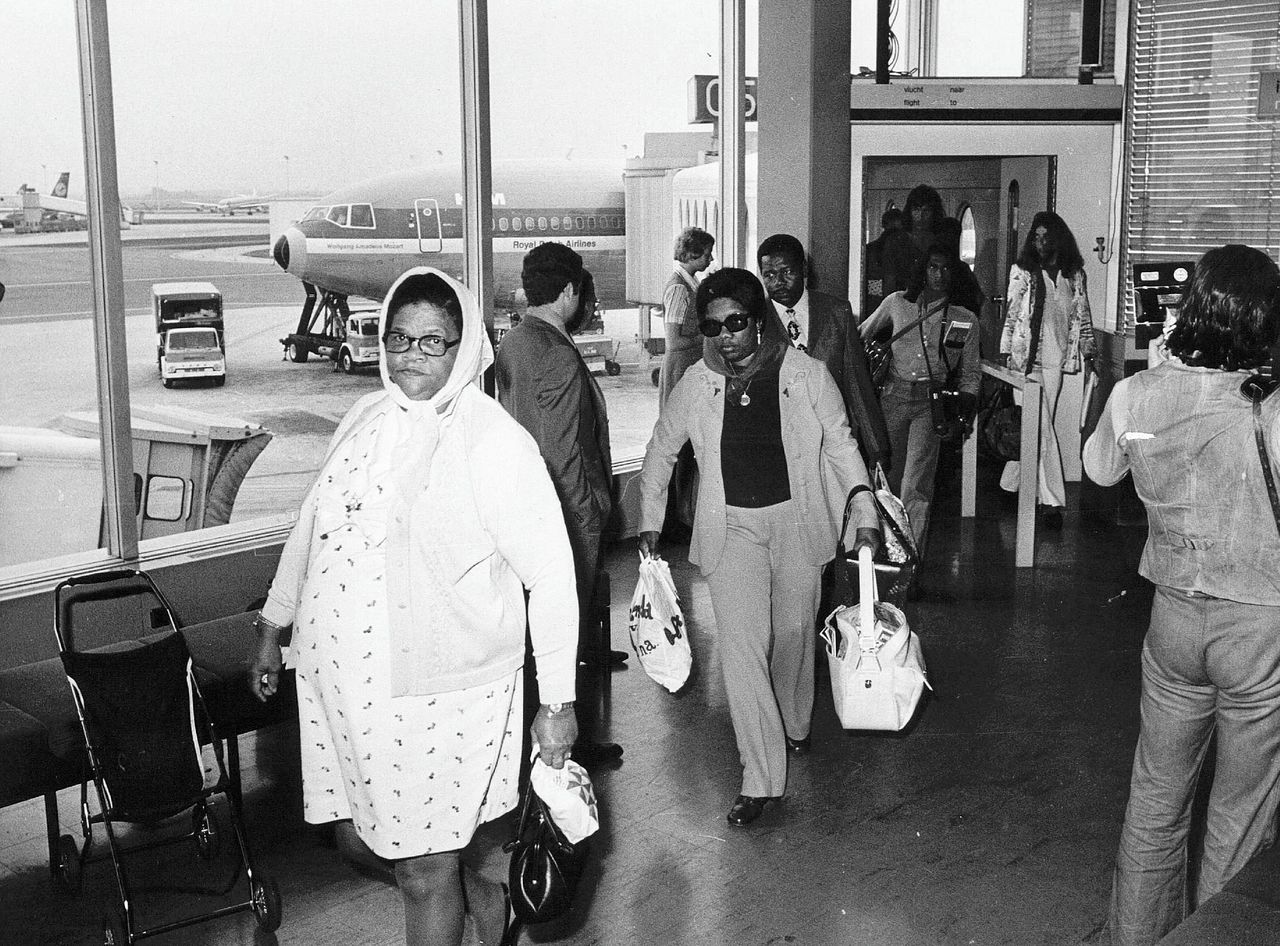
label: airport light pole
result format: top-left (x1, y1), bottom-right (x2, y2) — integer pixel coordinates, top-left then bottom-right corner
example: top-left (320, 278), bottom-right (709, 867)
top-left (41, 163), bottom-right (47, 192)
top-left (152, 159), bottom-right (159, 211)
top-left (283, 155), bottom-right (290, 197)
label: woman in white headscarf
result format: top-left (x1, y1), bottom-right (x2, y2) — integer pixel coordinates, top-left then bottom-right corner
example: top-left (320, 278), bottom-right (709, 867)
top-left (248, 268), bottom-right (579, 946)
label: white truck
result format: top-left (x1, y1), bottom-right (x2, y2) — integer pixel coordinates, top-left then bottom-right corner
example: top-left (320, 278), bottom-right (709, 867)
top-left (153, 282), bottom-right (226, 388)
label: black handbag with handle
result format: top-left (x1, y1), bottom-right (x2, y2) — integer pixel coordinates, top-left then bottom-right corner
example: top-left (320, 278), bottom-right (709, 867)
top-left (822, 471), bottom-right (919, 612)
top-left (505, 779), bottom-right (588, 924)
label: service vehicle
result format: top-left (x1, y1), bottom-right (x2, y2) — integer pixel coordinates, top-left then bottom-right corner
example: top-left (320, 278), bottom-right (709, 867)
top-left (153, 282), bottom-right (226, 387)
top-left (280, 287), bottom-right (380, 373)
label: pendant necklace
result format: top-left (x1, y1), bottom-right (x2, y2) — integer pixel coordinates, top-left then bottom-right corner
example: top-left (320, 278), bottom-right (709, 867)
top-left (726, 363), bottom-right (753, 406)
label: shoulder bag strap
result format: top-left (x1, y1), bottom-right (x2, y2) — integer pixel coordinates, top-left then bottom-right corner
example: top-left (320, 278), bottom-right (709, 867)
top-left (886, 306), bottom-right (935, 346)
top-left (917, 303), bottom-right (952, 384)
top-left (1252, 396), bottom-right (1280, 534)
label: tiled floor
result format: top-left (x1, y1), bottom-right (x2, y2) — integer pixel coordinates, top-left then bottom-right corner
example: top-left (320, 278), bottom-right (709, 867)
top-left (0, 457), bottom-right (1162, 945)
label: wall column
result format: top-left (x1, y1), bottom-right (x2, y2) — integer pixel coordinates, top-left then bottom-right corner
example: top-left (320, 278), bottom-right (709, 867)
top-left (757, 0), bottom-right (852, 297)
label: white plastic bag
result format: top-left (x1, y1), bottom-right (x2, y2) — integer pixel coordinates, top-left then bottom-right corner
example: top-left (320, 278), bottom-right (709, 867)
top-left (820, 548), bottom-right (931, 731)
top-left (627, 553), bottom-right (691, 693)
top-left (529, 748), bottom-right (600, 845)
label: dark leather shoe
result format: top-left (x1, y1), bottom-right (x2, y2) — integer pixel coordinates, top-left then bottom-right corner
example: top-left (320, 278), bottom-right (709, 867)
top-left (785, 735), bottom-right (810, 754)
top-left (573, 742), bottom-right (623, 767)
top-left (609, 649), bottom-right (629, 669)
top-left (727, 794), bottom-right (774, 826)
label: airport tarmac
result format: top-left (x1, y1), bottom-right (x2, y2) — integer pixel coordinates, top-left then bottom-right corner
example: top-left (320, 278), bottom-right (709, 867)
top-left (0, 226), bottom-right (661, 546)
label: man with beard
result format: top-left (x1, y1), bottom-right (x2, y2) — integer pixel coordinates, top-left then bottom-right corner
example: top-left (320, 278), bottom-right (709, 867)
top-left (496, 242), bottom-right (623, 767)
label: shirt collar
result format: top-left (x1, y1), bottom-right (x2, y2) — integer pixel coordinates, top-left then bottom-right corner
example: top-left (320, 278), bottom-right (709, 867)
top-left (674, 263), bottom-right (699, 291)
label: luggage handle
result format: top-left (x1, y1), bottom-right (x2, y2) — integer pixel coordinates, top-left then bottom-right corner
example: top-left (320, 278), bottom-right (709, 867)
top-left (858, 547), bottom-right (877, 646)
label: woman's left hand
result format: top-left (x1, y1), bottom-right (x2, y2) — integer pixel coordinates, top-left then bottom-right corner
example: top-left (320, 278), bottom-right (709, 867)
top-left (852, 527), bottom-right (882, 560)
top-left (532, 704), bottom-right (579, 769)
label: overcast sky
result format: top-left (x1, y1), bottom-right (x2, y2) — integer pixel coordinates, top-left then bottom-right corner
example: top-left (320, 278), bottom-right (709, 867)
top-left (0, 1), bottom-right (1021, 200)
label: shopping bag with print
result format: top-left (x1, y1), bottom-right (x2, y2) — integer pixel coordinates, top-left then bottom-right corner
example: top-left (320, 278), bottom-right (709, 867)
top-left (529, 749), bottom-right (600, 845)
top-left (627, 553), bottom-right (691, 693)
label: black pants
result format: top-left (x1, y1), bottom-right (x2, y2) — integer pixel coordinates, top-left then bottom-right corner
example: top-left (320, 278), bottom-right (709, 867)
top-left (522, 530), bottom-right (610, 765)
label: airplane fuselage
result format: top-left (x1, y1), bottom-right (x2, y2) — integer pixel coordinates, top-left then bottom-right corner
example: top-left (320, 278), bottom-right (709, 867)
top-left (272, 164), bottom-right (626, 312)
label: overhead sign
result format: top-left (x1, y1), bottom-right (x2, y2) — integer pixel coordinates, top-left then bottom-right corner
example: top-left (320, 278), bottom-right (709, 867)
top-left (688, 75), bottom-right (758, 124)
top-left (849, 80), bottom-right (1123, 123)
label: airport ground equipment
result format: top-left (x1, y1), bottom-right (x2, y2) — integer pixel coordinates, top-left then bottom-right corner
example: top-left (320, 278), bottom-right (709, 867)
top-left (278, 282), bottom-right (380, 372)
top-left (152, 282), bottom-right (225, 387)
top-left (52, 569), bottom-right (282, 944)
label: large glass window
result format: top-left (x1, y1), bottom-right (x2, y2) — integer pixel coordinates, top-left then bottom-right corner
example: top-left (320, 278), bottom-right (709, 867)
top-left (0, 2), bottom-right (104, 574)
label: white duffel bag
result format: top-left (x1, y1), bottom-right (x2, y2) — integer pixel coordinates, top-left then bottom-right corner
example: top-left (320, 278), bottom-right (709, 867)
top-left (820, 547), bottom-right (931, 731)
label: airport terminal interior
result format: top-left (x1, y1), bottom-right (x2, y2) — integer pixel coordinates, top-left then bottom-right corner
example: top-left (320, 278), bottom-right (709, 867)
top-left (0, 476), bottom-right (1157, 944)
top-left (5, 0), bottom-right (1280, 944)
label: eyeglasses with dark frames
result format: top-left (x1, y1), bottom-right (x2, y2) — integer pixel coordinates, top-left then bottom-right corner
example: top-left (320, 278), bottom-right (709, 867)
top-left (698, 313), bottom-right (752, 338)
top-left (383, 331), bottom-right (461, 356)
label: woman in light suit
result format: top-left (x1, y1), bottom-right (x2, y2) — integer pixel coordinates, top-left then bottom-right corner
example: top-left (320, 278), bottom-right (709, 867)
top-left (637, 268), bottom-right (881, 827)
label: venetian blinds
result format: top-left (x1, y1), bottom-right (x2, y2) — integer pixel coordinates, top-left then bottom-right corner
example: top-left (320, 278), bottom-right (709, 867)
top-left (1122, 0), bottom-right (1280, 328)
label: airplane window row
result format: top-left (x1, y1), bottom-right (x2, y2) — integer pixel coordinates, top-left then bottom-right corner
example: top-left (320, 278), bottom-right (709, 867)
top-left (494, 214), bottom-right (621, 234)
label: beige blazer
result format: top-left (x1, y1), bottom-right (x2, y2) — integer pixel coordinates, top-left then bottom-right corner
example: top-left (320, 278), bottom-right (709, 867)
top-left (638, 346), bottom-right (877, 574)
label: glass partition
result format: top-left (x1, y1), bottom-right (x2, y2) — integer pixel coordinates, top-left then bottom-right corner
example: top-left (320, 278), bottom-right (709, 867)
top-left (0, 2), bottom-right (105, 573)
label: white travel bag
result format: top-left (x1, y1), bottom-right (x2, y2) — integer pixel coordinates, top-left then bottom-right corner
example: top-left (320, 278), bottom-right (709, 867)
top-left (821, 547), bottom-right (930, 731)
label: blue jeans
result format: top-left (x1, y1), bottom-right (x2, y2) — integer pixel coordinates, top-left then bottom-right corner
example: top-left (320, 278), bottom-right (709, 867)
top-left (1110, 586), bottom-right (1280, 945)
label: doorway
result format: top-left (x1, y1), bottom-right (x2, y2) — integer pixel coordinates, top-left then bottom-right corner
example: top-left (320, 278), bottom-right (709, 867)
top-left (861, 155), bottom-right (1056, 357)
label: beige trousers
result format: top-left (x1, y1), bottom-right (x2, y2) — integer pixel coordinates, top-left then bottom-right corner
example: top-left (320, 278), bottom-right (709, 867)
top-left (705, 500), bottom-right (823, 798)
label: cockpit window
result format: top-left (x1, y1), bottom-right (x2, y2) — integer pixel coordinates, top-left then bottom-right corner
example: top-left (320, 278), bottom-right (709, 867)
top-left (326, 205), bottom-right (350, 226)
top-left (301, 206), bottom-right (328, 222)
top-left (348, 203), bottom-right (375, 228)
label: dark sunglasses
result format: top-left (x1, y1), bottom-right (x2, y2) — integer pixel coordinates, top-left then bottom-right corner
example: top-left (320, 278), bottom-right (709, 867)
top-left (699, 313), bottom-right (752, 338)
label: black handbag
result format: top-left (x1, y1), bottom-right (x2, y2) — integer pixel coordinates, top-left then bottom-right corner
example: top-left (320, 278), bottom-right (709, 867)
top-left (505, 780), bottom-right (588, 924)
top-left (823, 475), bottom-right (919, 610)
top-left (976, 383), bottom-right (1021, 462)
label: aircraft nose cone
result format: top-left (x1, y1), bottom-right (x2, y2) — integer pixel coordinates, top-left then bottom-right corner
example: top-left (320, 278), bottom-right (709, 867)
top-left (274, 227), bottom-right (307, 277)
top-left (272, 233), bottom-right (289, 270)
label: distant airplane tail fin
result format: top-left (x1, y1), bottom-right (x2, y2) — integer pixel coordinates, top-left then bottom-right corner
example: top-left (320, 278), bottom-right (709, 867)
top-left (51, 172), bottom-right (69, 198)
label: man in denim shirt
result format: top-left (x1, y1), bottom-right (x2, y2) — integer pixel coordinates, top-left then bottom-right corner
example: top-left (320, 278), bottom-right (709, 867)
top-left (1084, 244), bottom-right (1280, 946)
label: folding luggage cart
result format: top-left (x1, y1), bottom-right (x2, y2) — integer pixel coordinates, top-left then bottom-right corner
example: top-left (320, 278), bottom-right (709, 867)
top-left (53, 569), bottom-right (281, 945)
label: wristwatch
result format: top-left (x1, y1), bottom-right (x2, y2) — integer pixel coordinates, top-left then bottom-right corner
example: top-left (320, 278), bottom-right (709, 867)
top-left (545, 701), bottom-right (574, 716)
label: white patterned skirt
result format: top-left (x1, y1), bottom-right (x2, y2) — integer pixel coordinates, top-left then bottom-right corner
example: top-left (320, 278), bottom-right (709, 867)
top-left (294, 650), bottom-right (522, 859)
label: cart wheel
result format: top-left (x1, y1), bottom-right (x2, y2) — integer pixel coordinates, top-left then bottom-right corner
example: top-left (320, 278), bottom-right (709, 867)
top-left (651, 367), bottom-right (661, 387)
top-left (286, 341), bottom-right (309, 363)
top-left (55, 833), bottom-right (81, 892)
top-left (250, 874), bottom-right (283, 932)
top-left (340, 350), bottom-right (356, 374)
top-left (192, 802), bottom-right (220, 861)
top-left (605, 359), bottom-right (621, 377)
top-left (162, 378), bottom-right (174, 389)
top-left (102, 907), bottom-right (129, 945)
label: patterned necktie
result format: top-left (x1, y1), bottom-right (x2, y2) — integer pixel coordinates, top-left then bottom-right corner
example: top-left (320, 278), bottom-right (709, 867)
top-left (785, 308), bottom-right (806, 352)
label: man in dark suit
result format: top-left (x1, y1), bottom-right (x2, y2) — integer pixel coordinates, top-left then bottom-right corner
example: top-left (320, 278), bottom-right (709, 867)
top-left (496, 242), bottom-right (622, 767)
top-left (757, 233), bottom-right (891, 470)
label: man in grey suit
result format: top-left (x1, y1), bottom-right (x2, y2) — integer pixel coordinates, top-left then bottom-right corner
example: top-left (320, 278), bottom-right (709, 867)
top-left (496, 242), bottom-right (622, 767)
top-left (757, 233), bottom-right (891, 470)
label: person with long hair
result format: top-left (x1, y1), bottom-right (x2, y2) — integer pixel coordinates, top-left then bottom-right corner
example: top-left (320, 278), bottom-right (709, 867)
top-left (250, 268), bottom-right (579, 946)
top-left (1084, 245), bottom-right (1280, 945)
top-left (637, 268), bottom-right (881, 827)
top-left (860, 243), bottom-right (981, 563)
top-left (999, 210), bottom-right (1096, 527)
top-left (880, 184), bottom-right (947, 299)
